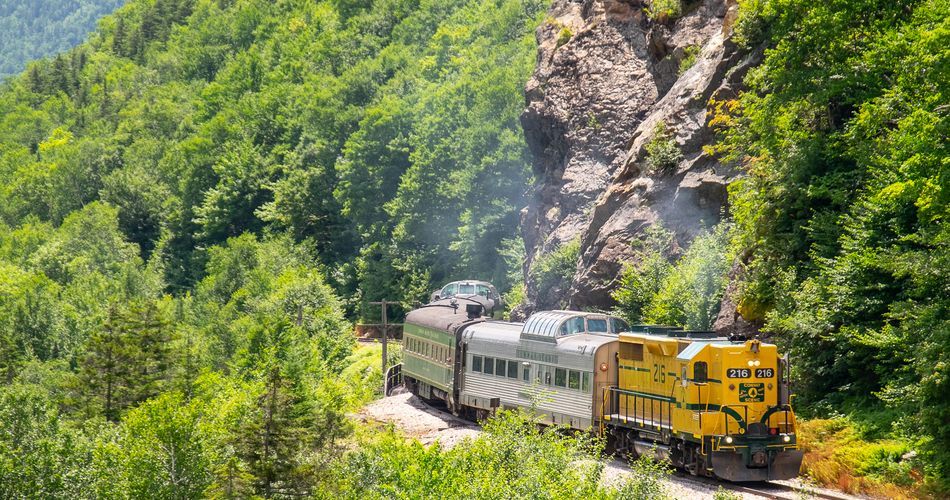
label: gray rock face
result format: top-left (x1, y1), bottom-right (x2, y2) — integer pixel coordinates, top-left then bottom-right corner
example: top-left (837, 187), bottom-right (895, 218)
top-left (520, 0), bottom-right (758, 321)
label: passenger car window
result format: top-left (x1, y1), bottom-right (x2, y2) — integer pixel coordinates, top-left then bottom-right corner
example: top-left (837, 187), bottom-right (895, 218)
top-left (496, 359), bottom-right (506, 377)
top-left (562, 317), bottom-right (585, 336)
top-left (543, 366), bottom-right (552, 385)
top-left (458, 284), bottom-right (475, 295)
top-left (587, 318), bottom-right (608, 333)
top-left (581, 372), bottom-right (591, 392)
top-left (472, 355), bottom-right (482, 372)
top-left (442, 283), bottom-right (458, 297)
top-left (522, 364), bottom-right (531, 382)
top-left (507, 361), bottom-right (517, 378)
top-left (555, 368), bottom-right (567, 387)
top-left (609, 318), bottom-right (630, 333)
top-left (568, 370), bottom-right (580, 390)
top-left (484, 357), bottom-right (494, 375)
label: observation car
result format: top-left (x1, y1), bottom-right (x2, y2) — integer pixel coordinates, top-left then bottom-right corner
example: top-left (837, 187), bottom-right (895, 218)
top-left (458, 310), bottom-right (628, 428)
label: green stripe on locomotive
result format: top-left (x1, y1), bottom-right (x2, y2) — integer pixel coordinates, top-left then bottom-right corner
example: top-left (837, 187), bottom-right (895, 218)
top-left (403, 322), bottom-right (455, 393)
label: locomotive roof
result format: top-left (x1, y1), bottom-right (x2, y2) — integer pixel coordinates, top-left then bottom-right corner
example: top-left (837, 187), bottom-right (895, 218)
top-left (405, 297), bottom-right (489, 332)
top-left (676, 341), bottom-right (725, 361)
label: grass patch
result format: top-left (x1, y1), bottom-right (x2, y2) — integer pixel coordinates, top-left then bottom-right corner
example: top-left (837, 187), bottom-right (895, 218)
top-left (798, 418), bottom-right (924, 498)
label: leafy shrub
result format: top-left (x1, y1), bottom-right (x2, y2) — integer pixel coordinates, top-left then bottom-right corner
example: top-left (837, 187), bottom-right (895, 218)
top-left (329, 408), bottom-right (670, 498)
top-left (678, 45), bottom-right (700, 75)
top-left (797, 418), bottom-right (921, 498)
top-left (612, 225), bottom-right (675, 323)
top-left (503, 282), bottom-right (526, 320)
top-left (529, 238), bottom-right (580, 309)
top-left (643, 224), bottom-right (732, 330)
top-left (646, 0), bottom-right (683, 21)
top-left (731, 0), bottom-right (767, 48)
top-left (617, 452), bottom-right (672, 499)
top-left (712, 486), bottom-right (742, 500)
top-left (556, 26), bottom-right (573, 48)
top-left (615, 224), bottom-right (731, 331)
top-left (644, 122), bottom-right (683, 173)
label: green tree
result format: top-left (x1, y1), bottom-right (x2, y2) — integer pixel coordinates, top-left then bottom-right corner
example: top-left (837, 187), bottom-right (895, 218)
top-left (613, 225), bottom-right (675, 323)
top-left (79, 304), bottom-right (133, 421)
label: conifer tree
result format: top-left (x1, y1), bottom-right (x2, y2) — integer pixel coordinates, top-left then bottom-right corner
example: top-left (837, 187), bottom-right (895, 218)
top-left (112, 16), bottom-right (127, 56)
top-left (127, 301), bottom-right (173, 405)
top-left (80, 305), bottom-right (133, 421)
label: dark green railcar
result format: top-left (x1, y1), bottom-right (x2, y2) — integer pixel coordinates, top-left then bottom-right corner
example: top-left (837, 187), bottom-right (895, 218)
top-left (402, 297), bottom-right (489, 410)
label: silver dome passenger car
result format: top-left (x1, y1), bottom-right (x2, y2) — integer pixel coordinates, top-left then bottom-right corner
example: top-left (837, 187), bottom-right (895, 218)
top-left (457, 311), bottom-right (629, 429)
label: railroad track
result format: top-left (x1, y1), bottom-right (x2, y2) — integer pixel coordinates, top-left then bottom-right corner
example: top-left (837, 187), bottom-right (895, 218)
top-left (670, 471), bottom-right (854, 500)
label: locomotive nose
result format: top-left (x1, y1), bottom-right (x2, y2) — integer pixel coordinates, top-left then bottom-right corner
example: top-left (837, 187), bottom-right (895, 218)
top-left (752, 450), bottom-right (768, 467)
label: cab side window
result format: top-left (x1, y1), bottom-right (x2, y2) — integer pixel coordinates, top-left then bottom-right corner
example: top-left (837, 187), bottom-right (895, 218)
top-left (693, 361), bottom-right (708, 383)
top-left (442, 283), bottom-right (458, 297)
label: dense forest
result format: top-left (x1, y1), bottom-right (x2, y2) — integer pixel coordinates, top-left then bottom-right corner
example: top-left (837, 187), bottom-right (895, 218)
top-left (724, 0), bottom-right (948, 488)
top-left (609, 0), bottom-right (948, 492)
top-left (0, 0), bottom-right (946, 497)
top-left (0, 0), bottom-right (127, 79)
top-left (0, 0), bottom-right (550, 496)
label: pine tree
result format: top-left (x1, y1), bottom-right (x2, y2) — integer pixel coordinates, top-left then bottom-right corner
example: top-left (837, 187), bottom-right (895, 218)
top-left (27, 65), bottom-right (44, 95)
top-left (51, 55), bottom-right (69, 95)
top-left (238, 365), bottom-right (306, 497)
top-left (112, 16), bottom-right (127, 56)
top-left (80, 305), bottom-right (133, 421)
top-left (127, 301), bottom-right (173, 405)
top-left (0, 328), bottom-right (24, 384)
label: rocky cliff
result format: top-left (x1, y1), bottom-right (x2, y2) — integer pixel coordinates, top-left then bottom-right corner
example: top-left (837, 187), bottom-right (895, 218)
top-left (519, 0), bottom-right (758, 322)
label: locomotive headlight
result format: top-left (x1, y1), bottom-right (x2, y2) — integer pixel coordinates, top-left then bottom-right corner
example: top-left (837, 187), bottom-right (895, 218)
top-left (753, 360), bottom-right (761, 367)
top-left (782, 434), bottom-right (792, 443)
top-left (747, 360), bottom-right (755, 367)
top-left (724, 436), bottom-right (734, 444)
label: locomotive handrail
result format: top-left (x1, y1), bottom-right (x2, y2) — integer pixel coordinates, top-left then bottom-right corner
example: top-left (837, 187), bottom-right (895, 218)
top-left (601, 386), bottom-right (673, 430)
top-left (720, 404), bottom-right (749, 437)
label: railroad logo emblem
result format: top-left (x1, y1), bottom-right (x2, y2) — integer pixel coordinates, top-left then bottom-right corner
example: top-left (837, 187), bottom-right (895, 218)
top-left (739, 383), bottom-right (765, 402)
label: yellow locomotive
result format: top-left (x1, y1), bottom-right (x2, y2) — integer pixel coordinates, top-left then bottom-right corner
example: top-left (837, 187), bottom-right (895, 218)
top-left (602, 328), bottom-right (804, 481)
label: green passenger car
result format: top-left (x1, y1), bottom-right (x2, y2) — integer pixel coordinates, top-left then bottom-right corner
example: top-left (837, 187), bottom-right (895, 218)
top-left (402, 296), bottom-right (490, 409)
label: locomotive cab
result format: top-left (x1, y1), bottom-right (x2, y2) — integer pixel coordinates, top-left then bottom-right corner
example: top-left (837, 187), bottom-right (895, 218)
top-left (689, 339), bottom-right (804, 481)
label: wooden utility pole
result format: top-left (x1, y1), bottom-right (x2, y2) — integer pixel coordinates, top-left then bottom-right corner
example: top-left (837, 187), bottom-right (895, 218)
top-left (370, 300), bottom-right (389, 394)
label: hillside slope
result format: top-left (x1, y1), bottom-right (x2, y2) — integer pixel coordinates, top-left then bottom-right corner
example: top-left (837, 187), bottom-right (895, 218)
top-left (0, 0), bottom-right (126, 79)
top-left (0, 0), bottom-right (548, 314)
